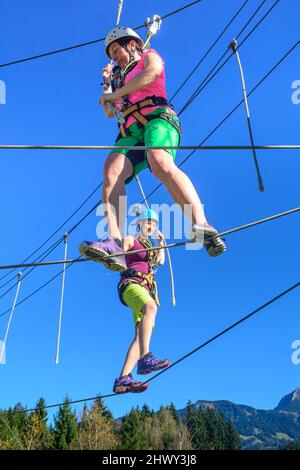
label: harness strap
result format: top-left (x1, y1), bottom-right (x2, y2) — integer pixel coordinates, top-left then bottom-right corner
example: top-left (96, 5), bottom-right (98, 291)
top-left (122, 98), bottom-right (155, 119)
top-left (118, 268), bottom-right (160, 306)
top-left (132, 111), bottom-right (149, 127)
top-left (119, 96), bottom-right (177, 138)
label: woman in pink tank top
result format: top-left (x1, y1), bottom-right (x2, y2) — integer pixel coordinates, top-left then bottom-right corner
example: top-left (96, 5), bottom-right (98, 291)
top-left (80, 25), bottom-right (226, 275)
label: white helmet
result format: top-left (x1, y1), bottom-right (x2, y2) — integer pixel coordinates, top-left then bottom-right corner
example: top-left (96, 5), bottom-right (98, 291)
top-left (105, 26), bottom-right (144, 57)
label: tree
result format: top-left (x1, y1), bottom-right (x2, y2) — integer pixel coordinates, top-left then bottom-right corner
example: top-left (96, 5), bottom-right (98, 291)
top-left (184, 402), bottom-right (209, 450)
top-left (0, 403), bottom-right (28, 449)
top-left (158, 407), bottom-right (191, 450)
top-left (140, 404), bottom-right (153, 420)
top-left (119, 408), bottom-right (147, 450)
top-left (142, 406), bottom-right (192, 450)
top-left (93, 395), bottom-right (114, 420)
top-left (52, 397), bottom-right (77, 450)
top-left (203, 409), bottom-right (227, 450)
top-left (23, 398), bottom-right (52, 450)
top-left (76, 398), bottom-right (119, 450)
top-left (167, 402), bottom-right (179, 424)
top-left (225, 420), bottom-right (241, 450)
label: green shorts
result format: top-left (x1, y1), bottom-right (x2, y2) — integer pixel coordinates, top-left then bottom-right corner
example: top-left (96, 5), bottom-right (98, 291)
top-left (121, 283), bottom-right (156, 327)
top-left (114, 108), bottom-right (181, 184)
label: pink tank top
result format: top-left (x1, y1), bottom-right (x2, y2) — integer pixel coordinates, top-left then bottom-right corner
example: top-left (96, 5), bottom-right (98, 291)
top-left (120, 238), bottom-right (151, 290)
top-left (124, 49), bottom-right (168, 128)
top-left (123, 239), bottom-right (150, 274)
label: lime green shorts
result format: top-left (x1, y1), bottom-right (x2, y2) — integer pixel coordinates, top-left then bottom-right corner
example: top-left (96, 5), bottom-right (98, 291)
top-left (122, 283), bottom-right (156, 327)
top-left (114, 108), bottom-right (181, 184)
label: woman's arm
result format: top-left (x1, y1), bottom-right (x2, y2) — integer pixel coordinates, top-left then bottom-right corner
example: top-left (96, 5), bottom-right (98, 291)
top-left (101, 64), bottom-right (115, 118)
top-left (156, 231), bottom-right (165, 266)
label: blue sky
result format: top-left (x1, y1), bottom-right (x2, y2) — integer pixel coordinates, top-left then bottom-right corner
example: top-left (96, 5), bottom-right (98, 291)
top-left (0, 0), bottom-right (300, 421)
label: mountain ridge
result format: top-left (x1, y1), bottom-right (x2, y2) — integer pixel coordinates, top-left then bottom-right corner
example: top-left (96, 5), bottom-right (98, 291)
top-left (177, 387), bottom-right (300, 449)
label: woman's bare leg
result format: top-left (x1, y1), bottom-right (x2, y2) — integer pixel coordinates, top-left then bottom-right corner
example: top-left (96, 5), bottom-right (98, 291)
top-left (139, 301), bottom-right (157, 358)
top-left (120, 324), bottom-right (141, 377)
top-left (147, 150), bottom-right (207, 226)
top-left (102, 152), bottom-right (134, 239)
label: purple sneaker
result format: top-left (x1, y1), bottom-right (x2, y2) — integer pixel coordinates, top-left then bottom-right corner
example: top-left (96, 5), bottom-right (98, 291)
top-left (113, 374), bottom-right (148, 394)
top-left (137, 352), bottom-right (170, 375)
top-left (190, 223), bottom-right (226, 257)
top-left (79, 237), bottom-right (126, 272)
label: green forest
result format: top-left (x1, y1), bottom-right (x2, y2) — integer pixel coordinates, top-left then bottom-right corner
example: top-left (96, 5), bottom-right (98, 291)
top-left (0, 397), bottom-right (241, 450)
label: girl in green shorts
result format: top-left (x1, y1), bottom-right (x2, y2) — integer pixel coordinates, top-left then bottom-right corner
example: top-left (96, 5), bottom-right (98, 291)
top-left (113, 208), bottom-right (170, 394)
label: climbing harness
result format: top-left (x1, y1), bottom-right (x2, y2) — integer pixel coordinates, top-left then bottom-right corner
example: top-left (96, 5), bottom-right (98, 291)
top-left (118, 238), bottom-right (160, 306)
top-left (132, 194), bottom-right (176, 307)
top-left (103, 16), bottom-right (181, 139)
top-left (117, 96), bottom-right (182, 138)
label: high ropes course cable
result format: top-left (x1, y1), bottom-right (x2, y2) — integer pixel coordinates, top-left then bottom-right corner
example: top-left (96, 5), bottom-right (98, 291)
top-left (1, 31), bottom-right (298, 307)
top-left (0, 0), bottom-right (299, 419)
top-left (1, 144), bottom-right (300, 151)
top-left (0, 206), bottom-right (298, 271)
top-left (0, 0), bottom-right (204, 68)
top-left (0, 278), bottom-right (299, 416)
top-left (1, 0), bottom-right (296, 298)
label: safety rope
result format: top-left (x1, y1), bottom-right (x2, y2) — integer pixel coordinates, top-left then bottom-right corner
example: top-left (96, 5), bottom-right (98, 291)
top-left (105, 0), bottom-right (126, 124)
top-left (55, 233), bottom-right (69, 365)
top-left (178, 0), bottom-right (281, 116)
top-left (115, 0), bottom-right (124, 27)
top-left (229, 38), bottom-right (264, 192)
top-left (0, 206), bottom-right (298, 271)
top-left (0, 257), bottom-right (80, 320)
top-left (0, 272), bottom-right (22, 363)
top-left (0, 183), bottom-right (102, 294)
top-left (170, 0), bottom-right (250, 102)
top-left (135, 175), bottom-right (176, 306)
top-left (138, 38), bottom-right (300, 205)
top-left (0, 238), bottom-right (62, 299)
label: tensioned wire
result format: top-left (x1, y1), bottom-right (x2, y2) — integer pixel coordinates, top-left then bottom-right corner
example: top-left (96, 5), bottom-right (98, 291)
top-left (0, 206), bottom-right (298, 271)
top-left (0, 0), bottom-right (205, 68)
top-left (0, 278), bottom-right (299, 415)
top-left (0, 0), bottom-right (282, 293)
top-left (0, 35), bottom-right (298, 318)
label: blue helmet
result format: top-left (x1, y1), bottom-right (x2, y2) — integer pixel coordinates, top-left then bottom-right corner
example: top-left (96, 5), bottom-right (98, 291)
top-left (136, 208), bottom-right (159, 225)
